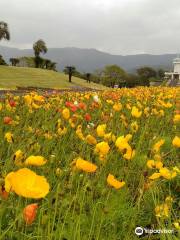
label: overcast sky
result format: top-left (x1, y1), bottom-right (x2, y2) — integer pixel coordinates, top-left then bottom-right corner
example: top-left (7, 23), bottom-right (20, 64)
top-left (1, 0), bottom-right (180, 55)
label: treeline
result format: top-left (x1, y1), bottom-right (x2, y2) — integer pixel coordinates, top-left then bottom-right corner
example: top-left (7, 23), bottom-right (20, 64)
top-left (8, 56), bottom-right (57, 71)
top-left (64, 65), bottom-right (165, 87)
top-left (7, 39), bottom-right (57, 71)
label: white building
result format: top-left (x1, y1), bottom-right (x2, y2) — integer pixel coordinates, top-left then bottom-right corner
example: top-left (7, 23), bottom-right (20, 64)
top-left (165, 57), bottom-right (180, 81)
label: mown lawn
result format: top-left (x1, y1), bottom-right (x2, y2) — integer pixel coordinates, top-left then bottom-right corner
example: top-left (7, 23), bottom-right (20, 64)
top-left (0, 66), bottom-right (107, 90)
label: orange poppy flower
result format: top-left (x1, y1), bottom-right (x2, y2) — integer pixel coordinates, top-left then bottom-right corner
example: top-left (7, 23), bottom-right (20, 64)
top-left (23, 203), bottom-right (38, 225)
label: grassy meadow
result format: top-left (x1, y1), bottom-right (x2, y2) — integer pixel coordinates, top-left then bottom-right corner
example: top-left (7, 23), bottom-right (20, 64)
top-left (0, 66), bottom-right (107, 90)
top-left (0, 87), bottom-right (179, 240)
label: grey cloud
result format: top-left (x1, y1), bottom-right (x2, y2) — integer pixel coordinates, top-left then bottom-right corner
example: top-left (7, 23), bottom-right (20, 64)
top-left (0, 0), bottom-right (180, 54)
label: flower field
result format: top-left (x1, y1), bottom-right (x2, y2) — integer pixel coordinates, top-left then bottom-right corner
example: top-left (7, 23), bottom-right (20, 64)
top-left (0, 87), bottom-right (179, 240)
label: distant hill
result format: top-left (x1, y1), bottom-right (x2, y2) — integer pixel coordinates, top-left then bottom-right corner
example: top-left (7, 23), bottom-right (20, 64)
top-left (0, 45), bottom-right (176, 73)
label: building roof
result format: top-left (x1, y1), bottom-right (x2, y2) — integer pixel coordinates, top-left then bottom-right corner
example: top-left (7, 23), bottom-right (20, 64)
top-left (173, 57), bottom-right (180, 63)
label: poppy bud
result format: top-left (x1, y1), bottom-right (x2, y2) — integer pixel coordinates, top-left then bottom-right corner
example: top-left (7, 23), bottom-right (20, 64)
top-left (0, 186), bottom-right (9, 200)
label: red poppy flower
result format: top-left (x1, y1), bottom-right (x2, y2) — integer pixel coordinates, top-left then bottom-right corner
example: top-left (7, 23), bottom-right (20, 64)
top-left (71, 105), bottom-right (77, 112)
top-left (84, 113), bottom-right (91, 121)
top-left (9, 100), bottom-right (16, 107)
top-left (78, 102), bottom-right (86, 110)
top-left (3, 116), bottom-right (12, 125)
top-left (65, 101), bottom-right (74, 108)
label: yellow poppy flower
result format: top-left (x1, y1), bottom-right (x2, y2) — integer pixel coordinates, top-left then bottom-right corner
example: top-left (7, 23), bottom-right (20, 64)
top-left (32, 103), bottom-right (41, 109)
top-left (62, 108), bottom-right (70, 120)
top-left (159, 109), bottom-right (164, 117)
top-left (165, 196), bottom-right (173, 204)
top-left (76, 125), bottom-right (85, 140)
top-left (94, 141), bottom-right (110, 156)
top-left (24, 95), bottom-right (33, 105)
top-left (69, 118), bottom-right (76, 128)
top-left (149, 172), bottom-right (161, 180)
top-left (97, 124), bottom-right (106, 137)
top-left (172, 136), bottom-right (180, 148)
top-left (155, 203), bottom-right (169, 218)
top-left (147, 160), bottom-right (163, 169)
top-left (154, 154), bottom-right (162, 161)
top-left (106, 99), bottom-right (114, 105)
top-left (44, 132), bottom-right (53, 140)
top-left (75, 158), bottom-right (97, 173)
top-left (107, 174), bottom-right (125, 189)
top-left (4, 132), bottom-right (14, 143)
top-left (104, 132), bottom-right (113, 142)
top-left (131, 106), bottom-right (142, 118)
top-left (57, 127), bottom-right (67, 136)
top-left (159, 167), bottom-right (177, 180)
top-left (152, 139), bottom-right (165, 153)
top-left (173, 114), bottom-right (180, 124)
top-left (5, 168), bottom-right (50, 199)
top-left (113, 103), bottom-right (122, 112)
top-left (14, 150), bottom-right (24, 166)
top-left (86, 134), bottom-right (97, 145)
top-left (25, 156), bottom-right (47, 166)
top-left (173, 166), bottom-right (180, 173)
top-left (130, 121), bottom-right (139, 133)
top-left (115, 136), bottom-right (129, 151)
top-left (33, 95), bottom-right (44, 103)
top-left (173, 222), bottom-right (180, 230)
top-left (144, 107), bottom-right (150, 117)
top-left (123, 147), bottom-right (135, 160)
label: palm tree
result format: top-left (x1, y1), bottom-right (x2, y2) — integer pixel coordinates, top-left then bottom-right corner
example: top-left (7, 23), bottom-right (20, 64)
top-left (0, 21), bottom-right (10, 41)
top-left (86, 73), bottom-right (91, 83)
top-left (64, 66), bottom-right (76, 82)
top-left (33, 39), bottom-right (47, 68)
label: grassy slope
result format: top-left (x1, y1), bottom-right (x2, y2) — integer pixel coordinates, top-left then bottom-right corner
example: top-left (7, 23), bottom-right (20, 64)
top-left (0, 66), bottom-right (107, 90)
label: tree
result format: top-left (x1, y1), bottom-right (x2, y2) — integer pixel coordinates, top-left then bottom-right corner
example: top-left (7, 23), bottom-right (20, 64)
top-left (49, 62), bottom-right (57, 71)
top-left (0, 22), bottom-right (10, 66)
top-left (44, 59), bottom-right (51, 69)
top-left (64, 66), bottom-right (76, 82)
top-left (86, 73), bottom-right (91, 83)
top-left (0, 55), bottom-right (7, 65)
top-left (157, 69), bottom-right (165, 80)
top-left (102, 65), bottom-right (127, 87)
top-left (125, 74), bottom-right (140, 88)
top-left (33, 39), bottom-right (47, 68)
top-left (9, 58), bottom-right (20, 66)
top-left (0, 21), bottom-right (10, 41)
top-left (93, 69), bottom-right (104, 83)
top-left (136, 67), bottom-right (157, 86)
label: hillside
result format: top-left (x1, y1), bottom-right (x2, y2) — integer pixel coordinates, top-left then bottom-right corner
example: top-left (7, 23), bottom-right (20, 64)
top-left (0, 45), bottom-right (176, 72)
top-left (0, 66), bottom-right (106, 90)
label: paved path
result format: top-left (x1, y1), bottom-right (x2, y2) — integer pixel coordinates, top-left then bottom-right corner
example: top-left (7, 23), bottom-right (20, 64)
top-left (0, 86), bottom-right (100, 97)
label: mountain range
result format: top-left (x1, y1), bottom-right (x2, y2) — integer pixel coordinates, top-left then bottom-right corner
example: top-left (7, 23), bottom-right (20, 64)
top-left (0, 45), bottom-right (177, 73)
